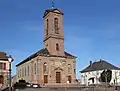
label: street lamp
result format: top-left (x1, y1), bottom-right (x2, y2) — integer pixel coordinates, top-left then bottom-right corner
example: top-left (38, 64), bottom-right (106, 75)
top-left (8, 55), bottom-right (13, 91)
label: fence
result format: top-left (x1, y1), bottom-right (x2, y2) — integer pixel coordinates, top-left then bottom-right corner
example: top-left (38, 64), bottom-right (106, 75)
top-left (8, 86), bottom-right (120, 91)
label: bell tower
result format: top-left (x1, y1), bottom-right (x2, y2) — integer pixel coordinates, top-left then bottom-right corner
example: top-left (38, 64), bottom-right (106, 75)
top-left (43, 8), bottom-right (64, 56)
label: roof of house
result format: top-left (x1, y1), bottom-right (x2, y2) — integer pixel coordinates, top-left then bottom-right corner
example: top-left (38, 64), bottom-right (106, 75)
top-left (16, 48), bottom-right (76, 67)
top-left (80, 60), bottom-right (120, 73)
top-left (43, 8), bottom-right (64, 18)
top-left (0, 52), bottom-right (8, 60)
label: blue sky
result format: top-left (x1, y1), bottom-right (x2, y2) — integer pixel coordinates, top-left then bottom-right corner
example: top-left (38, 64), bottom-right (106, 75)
top-left (0, 0), bottom-right (120, 78)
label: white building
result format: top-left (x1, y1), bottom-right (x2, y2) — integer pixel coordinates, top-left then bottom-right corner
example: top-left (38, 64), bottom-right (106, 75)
top-left (80, 59), bottom-right (120, 86)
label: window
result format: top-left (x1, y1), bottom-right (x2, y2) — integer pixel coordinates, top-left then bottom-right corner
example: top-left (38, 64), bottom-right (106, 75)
top-left (3, 63), bottom-right (6, 70)
top-left (34, 63), bottom-right (37, 74)
top-left (68, 64), bottom-right (71, 73)
top-left (46, 19), bottom-right (48, 35)
top-left (20, 69), bottom-right (22, 77)
top-left (54, 18), bottom-right (59, 34)
top-left (19, 69), bottom-right (21, 77)
top-left (0, 63), bottom-right (2, 69)
top-left (18, 70), bottom-right (19, 77)
top-left (56, 43), bottom-right (59, 51)
top-left (18, 70), bottom-right (20, 77)
top-left (25, 67), bottom-right (26, 76)
top-left (22, 68), bottom-right (24, 77)
top-left (68, 76), bottom-right (72, 83)
top-left (28, 65), bottom-right (29, 76)
top-left (0, 63), bottom-right (6, 70)
top-left (43, 62), bottom-right (47, 73)
top-left (74, 69), bottom-right (76, 74)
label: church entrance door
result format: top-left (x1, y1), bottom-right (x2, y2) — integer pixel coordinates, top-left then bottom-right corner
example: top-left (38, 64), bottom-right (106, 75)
top-left (56, 72), bottom-right (61, 83)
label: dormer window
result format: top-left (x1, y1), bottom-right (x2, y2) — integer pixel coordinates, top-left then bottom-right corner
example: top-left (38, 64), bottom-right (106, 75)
top-left (54, 18), bottom-right (59, 34)
top-left (56, 43), bottom-right (59, 51)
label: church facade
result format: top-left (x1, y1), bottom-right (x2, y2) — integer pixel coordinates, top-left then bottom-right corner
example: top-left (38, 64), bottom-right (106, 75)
top-left (16, 8), bottom-right (77, 85)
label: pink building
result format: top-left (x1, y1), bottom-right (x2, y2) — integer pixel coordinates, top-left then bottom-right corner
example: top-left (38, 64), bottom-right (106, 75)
top-left (0, 52), bottom-right (10, 88)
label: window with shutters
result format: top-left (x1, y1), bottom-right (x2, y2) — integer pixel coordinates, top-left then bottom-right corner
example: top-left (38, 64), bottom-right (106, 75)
top-left (3, 63), bottom-right (6, 70)
top-left (0, 63), bottom-right (2, 69)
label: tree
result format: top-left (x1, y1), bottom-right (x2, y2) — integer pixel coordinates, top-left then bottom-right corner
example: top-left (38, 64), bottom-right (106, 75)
top-left (100, 69), bottom-right (112, 83)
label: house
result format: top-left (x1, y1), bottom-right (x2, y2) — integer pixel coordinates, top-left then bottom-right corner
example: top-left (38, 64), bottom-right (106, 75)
top-left (16, 7), bottom-right (77, 86)
top-left (0, 52), bottom-right (10, 88)
top-left (80, 59), bottom-right (120, 86)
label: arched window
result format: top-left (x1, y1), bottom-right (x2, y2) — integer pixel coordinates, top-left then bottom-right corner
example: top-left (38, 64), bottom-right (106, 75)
top-left (54, 18), bottom-right (59, 34)
top-left (22, 68), bottom-right (24, 77)
top-left (28, 65), bottom-right (29, 76)
top-left (56, 43), bottom-right (59, 51)
top-left (43, 62), bottom-right (47, 73)
top-left (18, 70), bottom-right (19, 77)
top-left (46, 19), bottom-right (48, 35)
top-left (20, 69), bottom-right (21, 77)
top-left (68, 64), bottom-right (71, 73)
top-left (34, 63), bottom-right (37, 74)
top-left (25, 67), bottom-right (26, 76)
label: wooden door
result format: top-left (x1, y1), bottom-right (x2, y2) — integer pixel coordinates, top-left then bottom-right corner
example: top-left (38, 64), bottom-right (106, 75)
top-left (68, 76), bottom-right (71, 83)
top-left (56, 72), bottom-right (61, 83)
top-left (44, 75), bottom-right (48, 83)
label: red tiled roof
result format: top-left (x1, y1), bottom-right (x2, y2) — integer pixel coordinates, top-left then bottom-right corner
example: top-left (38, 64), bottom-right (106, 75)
top-left (16, 48), bottom-right (76, 67)
top-left (43, 8), bottom-right (64, 18)
top-left (0, 52), bottom-right (8, 60)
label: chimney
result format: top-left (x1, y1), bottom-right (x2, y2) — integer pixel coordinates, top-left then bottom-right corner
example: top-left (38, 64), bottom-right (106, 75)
top-left (90, 60), bottom-right (92, 68)
top-left (100, 59), bottom-right (102, 62)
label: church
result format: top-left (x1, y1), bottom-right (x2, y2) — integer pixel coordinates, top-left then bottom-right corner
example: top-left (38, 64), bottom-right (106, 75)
top-left (16, 6), bottom-right (77, 86)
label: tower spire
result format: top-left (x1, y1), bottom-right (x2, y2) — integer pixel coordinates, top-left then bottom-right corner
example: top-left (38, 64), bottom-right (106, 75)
top-left (52, 0), bottom-right (55, 9)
